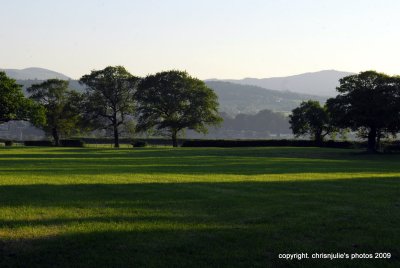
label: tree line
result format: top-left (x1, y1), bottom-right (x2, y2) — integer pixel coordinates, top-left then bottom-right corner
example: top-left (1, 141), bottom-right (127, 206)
top-left (289, 71), bottom-right (400, 152)
top-left (3, 68), bottom-right (400, 151)
top-left (0, 66), bottom-right (222, 147)
top-left (211, 110), bottom-right (290, 138)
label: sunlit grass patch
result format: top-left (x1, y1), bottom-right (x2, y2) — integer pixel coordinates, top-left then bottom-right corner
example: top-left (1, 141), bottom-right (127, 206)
top-left (0, 147), bottom-right (399, 267)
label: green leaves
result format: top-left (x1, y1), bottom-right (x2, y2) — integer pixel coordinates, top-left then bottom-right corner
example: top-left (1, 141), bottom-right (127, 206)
top-left (79, 66), bottom-right (139, 147)
top-left (27, 79), bottom-right (84, 144)
top-left (289, 100), bottom-right (332, 142)
top-left (327, 71), bottom-right (400, 151)
top-left (135, 70), bottom-right (222, 146)
top-left (0, 71), bottom-right (46, 125)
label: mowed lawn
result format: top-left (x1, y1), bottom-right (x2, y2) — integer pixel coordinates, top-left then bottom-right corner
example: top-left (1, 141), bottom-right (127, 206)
top-left (0, 147), bottom-right (399, 267)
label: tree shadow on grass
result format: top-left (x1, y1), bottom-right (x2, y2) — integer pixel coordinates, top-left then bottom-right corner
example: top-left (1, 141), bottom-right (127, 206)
top-left (1, 149), bottom-right (399, 176)
top-left (0, 179), bottom-right (399, 267)
top-left (0, 146), bottom-right (383, 160)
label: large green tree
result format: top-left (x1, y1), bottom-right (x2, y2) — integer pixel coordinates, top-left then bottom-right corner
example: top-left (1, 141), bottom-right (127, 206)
top-left (289, 100), bottom-right (334, 143)
top-left (326, 71), bottom-right (400, 152)
top-left (79, 66), bottom-right (139, 148)
top-left (0, 71), bottom-right (45, 126)
top-left (135, 70), bottom-right (223, 147)
top-left (28, 79), bottom-right (83, 146)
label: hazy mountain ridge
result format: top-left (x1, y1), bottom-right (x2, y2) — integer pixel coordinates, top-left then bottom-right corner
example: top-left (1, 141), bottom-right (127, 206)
top-left (1, 67), bottom-right (71, 80)
top-left (15, 79), bottom-right (327, 115)
top-left (206, 81), bottom-right (326, 115)
top-left (211, 70), bottom-right (355, 96)
top-left (16, 79), bottom-right (84, 92)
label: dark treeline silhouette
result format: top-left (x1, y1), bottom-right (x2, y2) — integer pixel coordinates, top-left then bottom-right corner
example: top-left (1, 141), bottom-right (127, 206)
top-left (289, 71), bottom-right (400, 152)
top-left (2, 68), bottom-right (400, 151)
top-left (289, 100), bottom-right (335, 143)
top-left (196, 110), bottom-right (290, 139)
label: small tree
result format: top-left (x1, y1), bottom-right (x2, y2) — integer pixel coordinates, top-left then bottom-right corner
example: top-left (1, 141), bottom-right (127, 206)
top-left (79, 66), bottom-right (139, 148)
top-left (28, 79), bottom-right (83, 146)
top-left (135, 70), bottom-right (222, 147)
top-left (326, 71), bottom-right (400, 152)
top-left (0, 71), bottom-right (45, 126)
top-left (289, 100), bottom-right (334, 143)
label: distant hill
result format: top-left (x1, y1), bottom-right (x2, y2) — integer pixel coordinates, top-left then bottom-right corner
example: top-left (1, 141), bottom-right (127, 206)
top-left (0, 67), bottom-right (71, 80)
top-left (17, 79), bottom-right (323, 115)
top-left (212, 70), bottom-right (354, 96)
top-left (206, 81), bottom-right (327, 115)
top-left (16, 79), bottom-right (84, 92)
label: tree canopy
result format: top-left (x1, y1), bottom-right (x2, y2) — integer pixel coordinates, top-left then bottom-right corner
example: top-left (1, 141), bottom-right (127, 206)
top-left (135, 70), bottom-right (222, 147)
top-left (289, 100), bottom-right (334, 143)
top-left (27, 79), bottom-right (83, 146)
top-left (221, 109), bottom-right (290, 136)
top-left (79, 66), bottom-right (139, 148)
top-left (0, 71), bottom-right (45, 126)
top-left (326, 71), bottom-right (400, 151)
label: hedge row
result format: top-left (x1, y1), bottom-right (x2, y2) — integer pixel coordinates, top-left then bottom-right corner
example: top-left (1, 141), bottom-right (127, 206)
top-left (21, 138), bottom-right (170, 147)
top-left (4, 141), bottom-right (13, 146)
top-left (77, 138), bottom-right (176, 146)
top-left (181, 139), bottom-right (363, 148)
top-left (24, 140), bottom-right (54, 146)
top-left (24, 140), bottom-right (85, 147)
top-left (60, 140), bottom-right (85, 147)
top-left (132, 141), bottom-right (147, 147)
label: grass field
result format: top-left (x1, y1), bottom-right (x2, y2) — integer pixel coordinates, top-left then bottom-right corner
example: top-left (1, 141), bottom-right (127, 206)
top-left (0, 147), bottom-right (399, 267)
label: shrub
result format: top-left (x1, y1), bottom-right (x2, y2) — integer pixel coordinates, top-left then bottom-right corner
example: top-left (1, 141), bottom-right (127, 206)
top-left (132, 141), bottom-right (147, 147)
top-left (4, 140), bottom-right (13, 147)
top-left (321, 140), bottom-right (356, 149)
top-left (60, 139), bottom-right (85, 147)
top-left (4, 141), bottom-right (14, 147)
top-left (24, 140), bottom-right (54, 147)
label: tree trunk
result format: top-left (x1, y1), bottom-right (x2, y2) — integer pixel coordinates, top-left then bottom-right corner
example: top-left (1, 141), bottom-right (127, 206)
top-left (113, 124), bottom-right (120, 148)
top-left (376, 129), bottom-right (382, 151)
top-left (171, 130), bottom-right (178, 148)
top-left (314, 130), bottom-right (323, 145)
top-left (52, 127), bottom-right (60, 146)
top-left (367, 127), bottom-right (377, 152)
top-left (112, 111), bottom-right (120, 148)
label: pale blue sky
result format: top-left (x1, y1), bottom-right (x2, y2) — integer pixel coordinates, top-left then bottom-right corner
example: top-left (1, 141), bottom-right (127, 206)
top-left (1, 0), bottom-right (399, 79)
